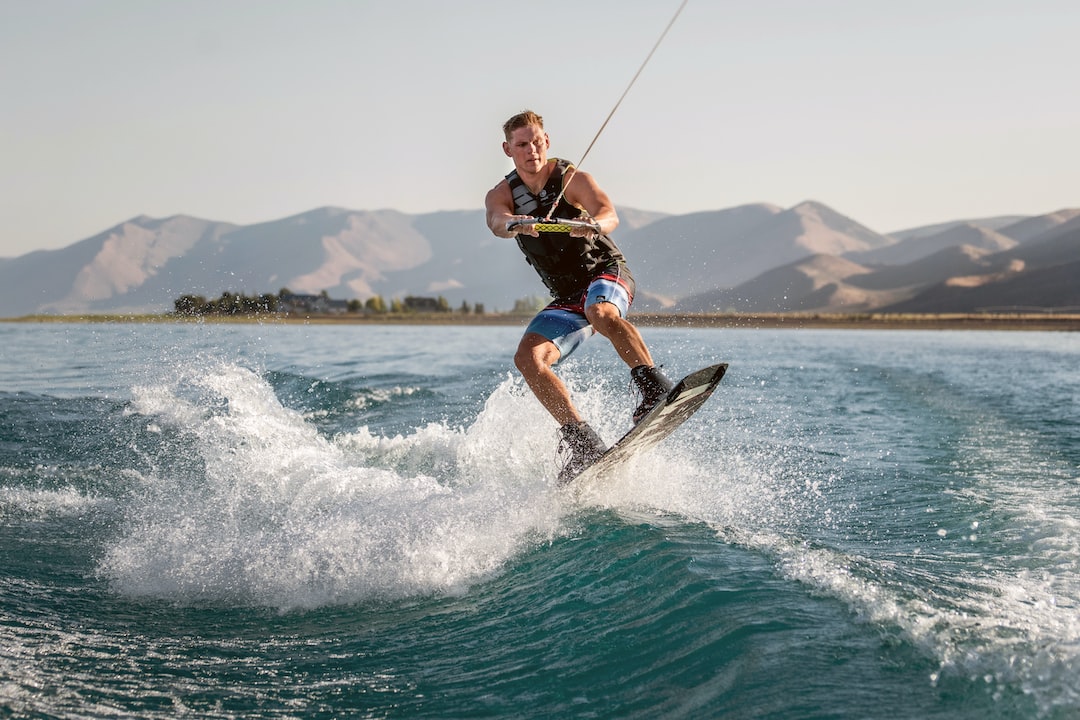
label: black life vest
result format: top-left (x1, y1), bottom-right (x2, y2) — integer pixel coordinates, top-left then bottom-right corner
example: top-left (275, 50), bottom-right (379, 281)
top-left (506, 158), bottom-right (633, 300)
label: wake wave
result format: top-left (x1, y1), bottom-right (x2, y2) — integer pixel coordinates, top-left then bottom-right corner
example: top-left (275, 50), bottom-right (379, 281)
top-left (673, 362), bottom-right (1080, 717)
top-left (94, 354), bottom-right (1080, 713)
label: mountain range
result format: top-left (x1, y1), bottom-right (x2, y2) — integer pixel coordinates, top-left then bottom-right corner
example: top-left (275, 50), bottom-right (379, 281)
top-left (1, 201), bottom-right (1077, 318)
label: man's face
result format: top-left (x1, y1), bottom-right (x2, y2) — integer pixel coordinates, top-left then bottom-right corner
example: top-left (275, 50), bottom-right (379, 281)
top-left (503, 124), bottom-right (549, 174)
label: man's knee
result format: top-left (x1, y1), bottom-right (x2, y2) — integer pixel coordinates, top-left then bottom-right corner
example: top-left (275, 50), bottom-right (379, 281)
top-left (586, 301), bottom-right (622, 330)
top-left (513, 346), bottom-right (536, 373)
top-left (515, 334), bottom-right (559, 374)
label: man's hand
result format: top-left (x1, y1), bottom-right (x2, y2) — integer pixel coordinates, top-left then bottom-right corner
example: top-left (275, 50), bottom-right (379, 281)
top-left (504, 215), bottom-right (540, 237)
top-left (568, 220), bottom-right (601, 240)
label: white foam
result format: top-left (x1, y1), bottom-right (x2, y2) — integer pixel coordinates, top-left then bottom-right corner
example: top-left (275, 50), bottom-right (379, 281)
top-left (102, 363), bottom-right (566, 610)
top-left (0, 484), bottom-right (114, 519)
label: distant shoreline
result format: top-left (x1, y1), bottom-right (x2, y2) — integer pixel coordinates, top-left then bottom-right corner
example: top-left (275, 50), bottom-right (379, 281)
top-left (4, 312), bottom-right (1080, 331)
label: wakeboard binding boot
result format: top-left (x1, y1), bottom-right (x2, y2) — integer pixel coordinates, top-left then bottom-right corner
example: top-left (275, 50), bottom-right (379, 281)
top-left (631, 365), bottom-right (675, 425)
top-left (557, 421), bottom-right (607, 484)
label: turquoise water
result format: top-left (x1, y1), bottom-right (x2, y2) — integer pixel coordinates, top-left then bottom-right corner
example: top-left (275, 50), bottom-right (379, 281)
top-left (1, 322), bottom-right (1078, 718)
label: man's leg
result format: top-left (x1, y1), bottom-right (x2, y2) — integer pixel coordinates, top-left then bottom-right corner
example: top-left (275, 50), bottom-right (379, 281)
top-left (514, 327), bottom-right (607, 482)
top-left (585, 291), bottom-right (674, 424)
top-left (514, 332), bottom-right (581, 425)
top-left (585, 301), bottom-right (654, 369)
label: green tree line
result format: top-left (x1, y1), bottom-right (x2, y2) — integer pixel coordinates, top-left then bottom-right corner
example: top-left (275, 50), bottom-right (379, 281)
top-left (172, 289), bottom-right (502, 317)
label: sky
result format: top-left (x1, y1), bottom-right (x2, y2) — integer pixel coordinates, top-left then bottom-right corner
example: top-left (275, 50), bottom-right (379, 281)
top-left (2, 0), bottom-right (1078, 257)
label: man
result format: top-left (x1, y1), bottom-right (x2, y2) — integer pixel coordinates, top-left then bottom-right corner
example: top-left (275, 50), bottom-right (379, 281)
top-left (485, 109), bottom-right (673, 482)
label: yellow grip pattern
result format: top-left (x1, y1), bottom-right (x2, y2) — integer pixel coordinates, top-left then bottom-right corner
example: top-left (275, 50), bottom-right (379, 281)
top-left (532, 223), bottom-right (575, 233)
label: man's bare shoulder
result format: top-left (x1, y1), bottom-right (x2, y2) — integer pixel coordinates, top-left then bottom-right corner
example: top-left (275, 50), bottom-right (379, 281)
top-left (563, 165), bottom-right (594, 184)
top-left (563, 168), bottom-right (609, 202)
top-left (485, 178), bottom-right (512, 206)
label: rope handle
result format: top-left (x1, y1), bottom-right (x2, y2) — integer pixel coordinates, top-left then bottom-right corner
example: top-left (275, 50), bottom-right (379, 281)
top-left (506, 217), bottom-right (602, 234)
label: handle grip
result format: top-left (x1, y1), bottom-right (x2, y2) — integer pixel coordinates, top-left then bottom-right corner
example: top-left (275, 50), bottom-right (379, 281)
top-left (506, 217), bottom-right (602, 234)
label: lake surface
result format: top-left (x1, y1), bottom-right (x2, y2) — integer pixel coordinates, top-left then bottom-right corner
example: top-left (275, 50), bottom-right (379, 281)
top-left (1, 322), bottom-right (1078, 718)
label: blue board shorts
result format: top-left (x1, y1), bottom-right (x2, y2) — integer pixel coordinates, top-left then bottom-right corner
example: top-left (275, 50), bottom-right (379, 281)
top-left (524, 274), bottom-right (633, 362)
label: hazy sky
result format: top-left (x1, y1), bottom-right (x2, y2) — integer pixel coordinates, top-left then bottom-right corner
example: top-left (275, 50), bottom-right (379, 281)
top-left (2, 0), bottom-right (1077, 256)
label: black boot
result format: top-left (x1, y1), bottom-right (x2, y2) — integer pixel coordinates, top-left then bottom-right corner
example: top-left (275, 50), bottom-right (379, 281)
top-left (631, 365), bottom-right (674, 424)
top-left (557, 421), bottom-right (607, 484)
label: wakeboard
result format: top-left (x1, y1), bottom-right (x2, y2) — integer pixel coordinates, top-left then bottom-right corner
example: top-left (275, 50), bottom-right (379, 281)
top-left (566, 363), bottom-right (728, 489)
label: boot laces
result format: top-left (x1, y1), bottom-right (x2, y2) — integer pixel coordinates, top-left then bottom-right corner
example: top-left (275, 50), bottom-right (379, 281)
top-left (555, 431), bottom-right (574, 469)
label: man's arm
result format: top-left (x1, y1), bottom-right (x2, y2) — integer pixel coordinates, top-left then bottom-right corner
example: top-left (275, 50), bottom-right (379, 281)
top-left (485, 181), bottom-right (538, 238)
top-left (563, 168), bottom-right (619, 237)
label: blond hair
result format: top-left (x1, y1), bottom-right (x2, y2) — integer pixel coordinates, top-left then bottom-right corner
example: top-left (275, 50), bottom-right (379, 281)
top-left (502, 110), bottom-right (544, 141)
